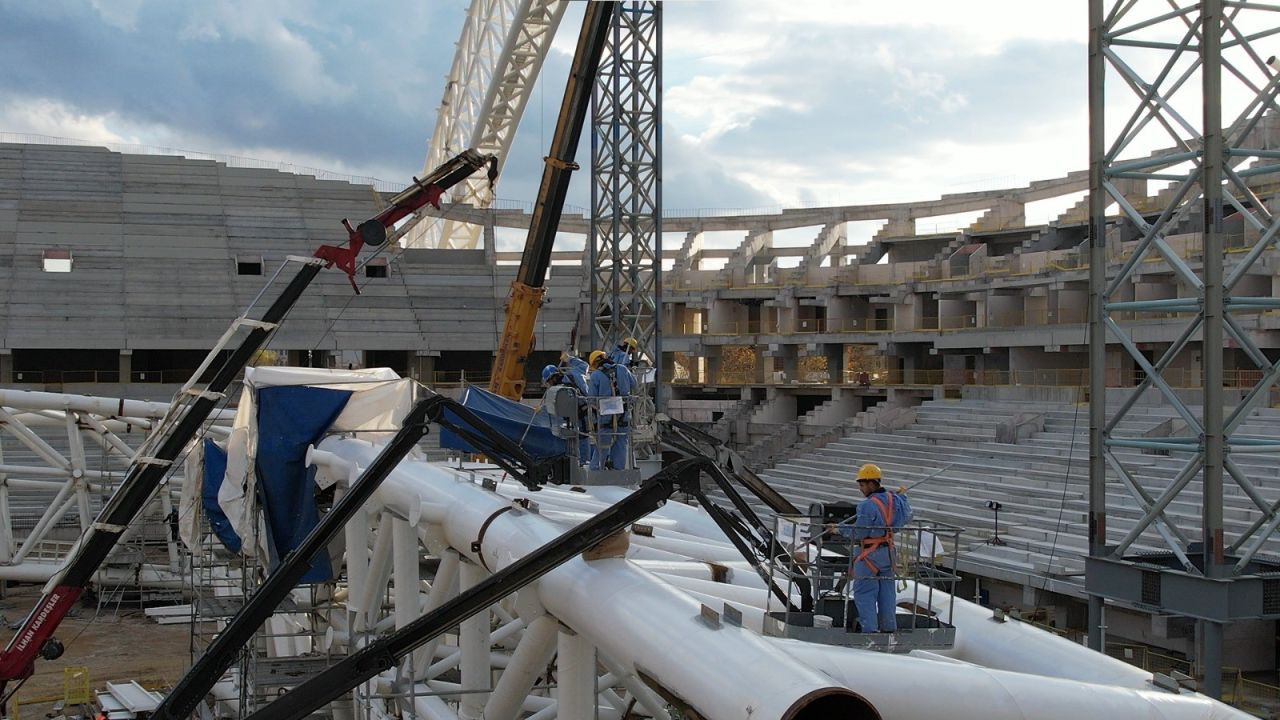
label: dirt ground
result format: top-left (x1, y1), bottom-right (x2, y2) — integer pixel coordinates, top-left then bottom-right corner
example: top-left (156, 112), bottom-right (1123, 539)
top-left (0, 585), bottom-right (190, 718)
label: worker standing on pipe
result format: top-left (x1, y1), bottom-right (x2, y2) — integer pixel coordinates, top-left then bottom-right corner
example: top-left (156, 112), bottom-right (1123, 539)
top-left (587, 350), bottom-right (636, 470)
top-left (841, 463), bottom-right (912, 632)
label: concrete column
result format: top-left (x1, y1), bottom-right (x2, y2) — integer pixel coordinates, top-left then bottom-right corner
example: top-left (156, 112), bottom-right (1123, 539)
top-left (118, 349), bottom-right (131, 384)
top-left (411, 352), bottom-right (436, 384)
top-left (705, 350), bottom-right (722, 385)
top-left (824, 343), bottom-right (845, 384)
top-left (781, 346), bottom-right (799, 383)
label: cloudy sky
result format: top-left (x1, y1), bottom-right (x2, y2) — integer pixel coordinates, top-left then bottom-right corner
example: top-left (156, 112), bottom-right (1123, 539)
top-left (0, 1), bottom-right (1095, 226)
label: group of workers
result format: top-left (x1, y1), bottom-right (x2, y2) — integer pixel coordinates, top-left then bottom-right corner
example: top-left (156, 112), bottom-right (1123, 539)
top-left (543, 342), bottom-right (910, 634)
top-left (541, 337), bottom-right (642, 470)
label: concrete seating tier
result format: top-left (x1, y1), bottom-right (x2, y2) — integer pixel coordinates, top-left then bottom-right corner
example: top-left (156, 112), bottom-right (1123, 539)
top-left (740, 397), bottom-right (1280, 593)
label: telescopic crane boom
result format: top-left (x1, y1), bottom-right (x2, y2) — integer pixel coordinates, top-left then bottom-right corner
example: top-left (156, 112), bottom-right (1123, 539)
top-left (0, 150), bottom-right (494, 701)
top-left (488, 1), bottom-right (617, 400)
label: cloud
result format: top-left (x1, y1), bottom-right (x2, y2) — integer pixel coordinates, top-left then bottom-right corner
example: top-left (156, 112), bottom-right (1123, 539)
top-left (0, 0), bottom-right (1101, 214)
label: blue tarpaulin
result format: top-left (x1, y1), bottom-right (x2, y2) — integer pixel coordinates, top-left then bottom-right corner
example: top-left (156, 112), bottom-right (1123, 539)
top-left (254, 385), bottom-right (352, 583)
top-left (201, 438), bottom-right (241, 553)
top-left (438, 385), bottom-right (569, 461)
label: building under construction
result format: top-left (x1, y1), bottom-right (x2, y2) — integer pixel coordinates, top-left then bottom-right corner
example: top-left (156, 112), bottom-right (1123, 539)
top-left (0, 1), bottom-right (1278, 718)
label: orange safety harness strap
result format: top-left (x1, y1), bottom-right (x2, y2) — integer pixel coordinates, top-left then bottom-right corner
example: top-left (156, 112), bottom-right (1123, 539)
top-left (853, 491), bottom-right (896, 575)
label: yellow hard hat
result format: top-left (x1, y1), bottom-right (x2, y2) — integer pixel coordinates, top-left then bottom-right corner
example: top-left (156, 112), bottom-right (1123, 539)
top-left (856, 463), bottom-right (882, 482)
top-left (622, 337), bottom-right (639, 350)
top-left (588, 350), bottom-right (607, 367)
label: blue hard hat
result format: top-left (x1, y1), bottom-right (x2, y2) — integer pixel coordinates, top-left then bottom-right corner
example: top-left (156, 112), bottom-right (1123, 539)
top-left (541, 364), bottom-right (559, 383)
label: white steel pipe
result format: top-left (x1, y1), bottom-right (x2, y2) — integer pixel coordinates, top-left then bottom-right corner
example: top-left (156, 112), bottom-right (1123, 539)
top-left (427, 617), bottom-right (524, 679)
top-left (344, 503), bottom-right (370, 615)
top-left (772, 637), bottom-right (1250, 720)
top-left (316, 438), bottom-right (874, 720)
top-left (902, 584), bottom-right (1155, 690)
top-left (597, 653), bottom-right (671, 720)
top-left (358, 512), bottom-right (395, 631)
top-left (394, 516), bottom-right (424, 678)
top-left (0, 388), bottom-right (235, 420)
top-left (483, 614), bottom-right (558, 720)
top-left (418, 550), bottom-right (461, 679)
top-left (458, 560), bottom-right (491, 720)
top-left (557, 629), bottom-right (595, 720)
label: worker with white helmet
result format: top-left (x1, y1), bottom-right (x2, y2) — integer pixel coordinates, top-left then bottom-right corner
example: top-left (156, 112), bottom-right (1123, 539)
top-left (587, 349), bottom-right (636, 470)
top-left (838, 463), bottom-right (912, 632)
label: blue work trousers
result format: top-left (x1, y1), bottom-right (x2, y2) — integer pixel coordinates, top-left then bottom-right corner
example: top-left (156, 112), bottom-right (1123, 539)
top-left (590, 428), bottom-right (628, 470)
top-left (852, 545), bottom-right (897, 632)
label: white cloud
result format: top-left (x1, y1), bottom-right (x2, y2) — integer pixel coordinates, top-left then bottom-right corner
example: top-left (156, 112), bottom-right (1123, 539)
top-left (667, 75), bottom-right (808, 144)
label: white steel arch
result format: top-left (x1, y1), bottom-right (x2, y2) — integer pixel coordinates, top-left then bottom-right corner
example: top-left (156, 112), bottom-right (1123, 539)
top-left (407, 0), bottom-right (569, 249)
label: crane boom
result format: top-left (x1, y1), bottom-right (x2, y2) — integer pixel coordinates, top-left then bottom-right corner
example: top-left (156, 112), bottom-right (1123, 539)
top-left (488, 1), bottom-right (617, 399)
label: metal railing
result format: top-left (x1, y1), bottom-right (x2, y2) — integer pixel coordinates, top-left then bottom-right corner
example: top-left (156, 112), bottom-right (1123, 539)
top-left (675, 367), bottom-right (1280, 391)
top-left (766, 515), bottom-right (964, 639)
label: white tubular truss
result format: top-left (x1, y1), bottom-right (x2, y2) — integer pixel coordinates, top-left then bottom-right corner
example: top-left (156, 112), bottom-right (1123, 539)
top-left (307, 439), bottom-right (1251, 720)
top-left (409, 0), bottom-right (568, 249)
top-left (0, 389), bottom-right (233, 583)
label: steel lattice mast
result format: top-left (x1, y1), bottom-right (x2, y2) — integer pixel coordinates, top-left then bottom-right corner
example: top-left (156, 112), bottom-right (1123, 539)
top-left (589, 1), bottom-right (662, 404)
top-left (1087, 0), bottom-right (1280, 698)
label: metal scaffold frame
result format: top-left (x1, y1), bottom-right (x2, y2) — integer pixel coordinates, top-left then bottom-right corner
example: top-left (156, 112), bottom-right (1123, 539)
top-left (589, 1), bottom-right (662, 400)
top-left (1087, 0), bottom-right (1280, 698)
top-left (408, 0), bottom-right (569, 249)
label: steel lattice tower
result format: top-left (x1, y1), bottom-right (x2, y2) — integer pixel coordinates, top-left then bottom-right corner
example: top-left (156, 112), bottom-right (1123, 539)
top-left (589, 1), bottom-right (662, 403)
top-left (1088, 0), bottom-right (1280, 698)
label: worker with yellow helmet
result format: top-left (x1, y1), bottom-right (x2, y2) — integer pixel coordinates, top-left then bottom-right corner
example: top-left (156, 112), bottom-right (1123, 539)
top-left (587, 348), bottom-right (637, 470)
top-left (608, 336), bottom-right (640, 368)
top-left (834, 463), bottom-right (913, 632)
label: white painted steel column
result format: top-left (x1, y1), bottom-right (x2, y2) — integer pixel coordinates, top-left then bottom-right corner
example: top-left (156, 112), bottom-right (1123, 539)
top-left (345, 505), bottom-right (370, 615)
top-left (394, 517), bottom-right (422, 689)
top-left (458, 560), bottom-right (491, 720)
top-left (557, 628), bottom-right (595, 720)
top-left (358, 512), bottom-right (395, 631)
top-left (418, 550), bottom-right (460, 680)
top-left (484, 614), bottom-right (558, 720)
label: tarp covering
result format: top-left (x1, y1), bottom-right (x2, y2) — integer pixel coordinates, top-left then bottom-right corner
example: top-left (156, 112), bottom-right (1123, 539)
top-left (201, 438), bottom-right (241, 553)
top-left (217, 368), bottom-right (417, 555)
top-left (439, 385), bottom-right (569, 461)
top-left (254, 385), bottom-right (352, 582)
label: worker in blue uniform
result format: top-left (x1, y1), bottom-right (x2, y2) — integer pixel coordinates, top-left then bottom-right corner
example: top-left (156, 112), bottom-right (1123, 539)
top-left (542, 364), bottom-right (589, 463)
top-left (608, 337), bottom-right (639, 368)
top-left (587, 349), bottom-right (636, 470)
top-left (563, 353), bottom-right (590, 393)
top-left (837, 463), bottom-right (912, 632)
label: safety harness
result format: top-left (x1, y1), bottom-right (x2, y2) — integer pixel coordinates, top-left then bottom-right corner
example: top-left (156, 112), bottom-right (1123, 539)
top-left (854, 491), bottom-right (896, 575)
